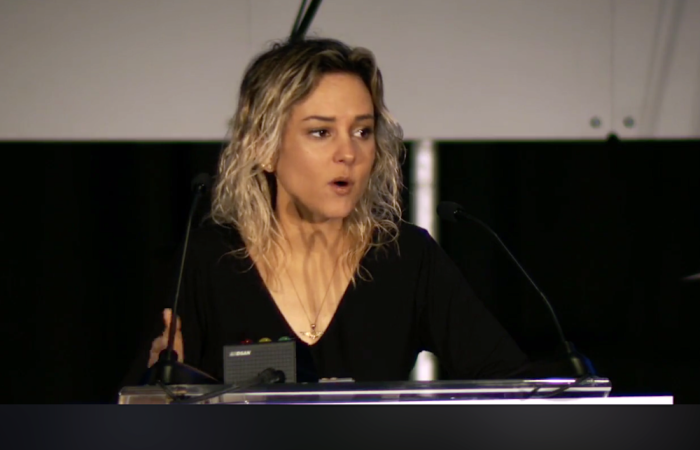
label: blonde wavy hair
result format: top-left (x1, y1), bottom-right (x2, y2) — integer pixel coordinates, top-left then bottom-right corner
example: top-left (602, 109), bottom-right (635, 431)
top-left (211, 37), bottom-right (405, 283)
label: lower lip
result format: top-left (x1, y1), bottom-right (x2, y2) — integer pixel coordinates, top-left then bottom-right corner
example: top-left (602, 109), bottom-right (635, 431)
top-left (330, 183), bottom-right (352, 195)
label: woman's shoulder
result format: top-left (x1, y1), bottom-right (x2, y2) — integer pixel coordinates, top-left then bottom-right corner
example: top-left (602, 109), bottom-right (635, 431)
top-left (188, 219), bottom-right (245, 260)
top-left (396, 221), bottom-right (435, 250)
top-left (370, 221), bottom-right (437, 263)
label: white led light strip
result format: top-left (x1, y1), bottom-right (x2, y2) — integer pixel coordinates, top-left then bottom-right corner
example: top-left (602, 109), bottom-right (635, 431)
top-left (409, 139), bottom-right (439, 381)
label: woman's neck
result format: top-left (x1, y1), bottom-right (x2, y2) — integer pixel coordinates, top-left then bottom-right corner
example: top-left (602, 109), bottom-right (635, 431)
top-left (276, 203), bottom-right (347, 261)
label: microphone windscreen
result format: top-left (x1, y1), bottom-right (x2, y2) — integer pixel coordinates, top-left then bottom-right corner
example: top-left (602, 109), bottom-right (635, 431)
top-left (257, 368), bottom-right (284, 384)
top-left (191, 173), bottom-right (212, 192)
top-left (437, 201), bottom-right (464, 223)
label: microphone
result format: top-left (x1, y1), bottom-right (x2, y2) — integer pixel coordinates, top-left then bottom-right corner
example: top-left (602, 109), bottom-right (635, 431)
top-left (437, 200), bottom-right (596, 378)
top-left (683, 272), bottom-right (700, 282)
top-left (290, 0), bottom-right (323, 42)
top-left (190, 172), bottom-right (212, 193)
top-left (143, 173), bottom-right (219, 386)
top-left (171, 368), bottom-right (286, 404)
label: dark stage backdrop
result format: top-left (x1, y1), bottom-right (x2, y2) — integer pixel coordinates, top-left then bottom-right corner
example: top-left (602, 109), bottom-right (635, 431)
top-left (1, 140), bottom-right (699, 403)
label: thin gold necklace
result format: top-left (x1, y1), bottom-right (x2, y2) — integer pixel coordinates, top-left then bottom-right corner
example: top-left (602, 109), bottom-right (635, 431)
top-left (284, 258), bottom-right (340, 341)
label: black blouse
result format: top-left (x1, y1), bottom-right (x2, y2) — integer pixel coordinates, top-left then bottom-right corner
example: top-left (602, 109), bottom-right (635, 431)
top-left (129, 221), bottom-right (528, 384)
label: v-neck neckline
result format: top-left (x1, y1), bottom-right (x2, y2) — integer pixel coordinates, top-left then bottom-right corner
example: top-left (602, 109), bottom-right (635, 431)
top-left (247, 256), bottom-right (354, 347)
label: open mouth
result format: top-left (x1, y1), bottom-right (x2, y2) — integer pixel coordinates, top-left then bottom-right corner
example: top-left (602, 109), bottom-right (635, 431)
top-left (330, 178), bottom-right (353, 193)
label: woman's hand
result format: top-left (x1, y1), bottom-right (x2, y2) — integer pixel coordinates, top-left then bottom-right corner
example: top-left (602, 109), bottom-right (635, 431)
top-left (147, 308), bottom-right (184, 367)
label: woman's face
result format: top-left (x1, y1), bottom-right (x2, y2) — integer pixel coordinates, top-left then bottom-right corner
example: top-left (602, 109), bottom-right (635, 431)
top-left (273, 72), bottom-right (376, 223)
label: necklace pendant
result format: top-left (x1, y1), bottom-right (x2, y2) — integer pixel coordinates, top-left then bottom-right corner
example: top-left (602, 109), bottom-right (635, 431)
top-left (303, 324), bottom-right (322, 340)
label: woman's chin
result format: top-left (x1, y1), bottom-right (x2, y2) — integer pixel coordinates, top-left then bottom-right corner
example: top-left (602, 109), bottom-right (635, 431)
top-left (313, 205), bottom-right (356, 223)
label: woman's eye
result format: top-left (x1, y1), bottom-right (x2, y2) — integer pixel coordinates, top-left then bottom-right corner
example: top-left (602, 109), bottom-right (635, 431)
top-left (310, 129), bottom-right (330, 138)
top-left (356, 127), bottom-right (374, 139)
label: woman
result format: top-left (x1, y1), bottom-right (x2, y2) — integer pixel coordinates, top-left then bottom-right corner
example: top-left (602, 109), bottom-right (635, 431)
top-left (144, 37), bottom-right (528, 383)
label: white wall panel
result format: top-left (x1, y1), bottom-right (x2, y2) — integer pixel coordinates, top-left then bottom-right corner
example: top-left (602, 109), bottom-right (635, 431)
top-left (252, 0), bottom-right (613, 140)
top-left (0, 0), bottom-right (251, 140)
top-left (1, 1), bottom-right (697, 141)
top-left (612, 0), bottom-right (700, 138)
